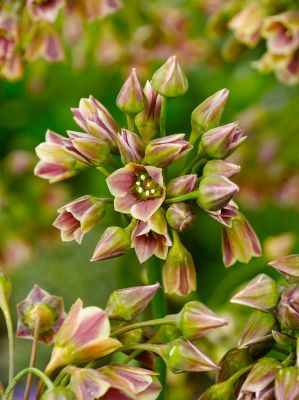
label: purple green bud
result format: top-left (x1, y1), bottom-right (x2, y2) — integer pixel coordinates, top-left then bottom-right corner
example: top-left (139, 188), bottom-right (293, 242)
top-left (238, 310), bottom-right (275, 348)
top-left (166, 202), bottom-right (196, 232)
top-left (166, 174), bottom-right (198, 198)
top-left (203, 159), bottom-right (241, 178)
top-left (116, 68), bottom-right (147, 115)
top-left (117, 129), bottom-right (145, 164)
top-left (275, 367), bottom-right (299, 400)
top-left (69, 135), bottom-right (111, 167)
top-left (91, 226), bottom-right (131, 261)
top-left (277, 285), bottom-right (299, 329)
top-left (269, 255), bottom-right (299, 282)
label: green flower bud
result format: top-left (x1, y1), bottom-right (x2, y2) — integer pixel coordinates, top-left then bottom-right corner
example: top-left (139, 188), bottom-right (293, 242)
top-left (116, 68), bottom-right (147, 115)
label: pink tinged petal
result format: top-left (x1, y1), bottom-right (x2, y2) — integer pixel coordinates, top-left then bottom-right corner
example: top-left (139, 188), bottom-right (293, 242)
top-left (244, 219), bottom-right (262, 256)
top-left (69, 368), bottom-right (110, 400)
top-left (114, 193), bottom-right (139, 214)
top-left (134, 235), bottom-right (157, 263)
top-left (106, 165), bottom-right (136, 197)
top-left (131, 197), bottom-right (164, 222)
top-left (109, 365), bottom-right (154, 393)
top-left (34, 161), bottom-right (77, 183)
top-left (154, 235), bottom-right (170, 260)
top-left (35, 142), bottom-right (75, 166)
top-left (269, 254), bottom-right (299, 279)
top-left (73, 227), bottom-right (84, 244)
top-left (43, 31), bottom-right (64, 62)
top-left (56, 299), bottom-right (83, 346)
top-left (275, 367), bottom-right (299, 400)
top-left (144, 166), bottom-right (164, 187)
top-left (238, 310), bottom-right (276, 348)
top-left (45, 129), bottom-right (66, 145)
top-left (241, 358), bottom-right (280, 393)
top-left (91, 226), bottom-right (130, 261)
top-left (133, 220), bottom-right (151, 238)
top-left (53, 211), bottom-right (78, 230)
top-left (166, 174), bottom-right (198, 198)
top-left (75, 337), bottom-right (121, 362)
top-left (221, 228), bottom-right (235, 267)
top-left (65, 197), bottom-right (94, 219)
top-left (60, 225), bottom-right (79, 242)
top-left (148, 209), bottom-right (167, 235)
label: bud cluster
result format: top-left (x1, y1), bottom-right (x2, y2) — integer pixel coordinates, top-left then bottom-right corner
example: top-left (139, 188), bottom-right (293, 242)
top-left (35, 56), bottom-right (261, 296)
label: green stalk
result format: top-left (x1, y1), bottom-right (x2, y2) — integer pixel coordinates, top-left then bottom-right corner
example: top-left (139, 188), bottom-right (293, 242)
top-left (23, 319), bottom-right (41, 400)
top-left (96, 166), bottom-right (110, 177)
top-left (159, 97), bottom-right (169, 137)
top-left (0, 296), bottom-right (14, 386)
top-left (3, 368), bottom-right (54, 400)
top-left (165, 190), bottom-right (198, 204)
top-left (127, 114), bottom-right (135, 132)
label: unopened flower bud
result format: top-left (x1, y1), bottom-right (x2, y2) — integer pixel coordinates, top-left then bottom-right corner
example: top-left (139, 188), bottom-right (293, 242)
top-left (197, 173), bottom-right (239, 212)
top-left (199, 381), bottom-right (234, 400)
top-left (0, 273), bottom-right (12, 300)
top-left (152, 55), bottom-right (188, 98)
top-left (41, 388), bottom-right (76, 400)
top-left (166, 203), bottom-right (196, 232)
top-left (190, 89), bottom-right (229, 143)
top-left (162, 231), bottom-right (196, 296)
top-left (161, 338), bottom-right (219, 373)
top-left (277, 285), bottom-right (299, 329)
top-left (231, 274), bottom-right (279, 311)
top-left (166, 175), bottom-right (198, 198)
top-left (105, 283), bottom-right (160, 321)
top-left (238, 310), bottom-right (275, 348)
top-left (200, 122), bottom-right (246, 159)
top-left (217, 348), bottom-right (253, 383)
top-left (275, 367), bottom-right (299, 400)
top-left (70, 135), bottom-right (111, 167)
top-left (144, 134), bottom-right (192, 168)
top-left (16, 285), bottom-right (65, 344)
top-left (116, 68), bottom-right (147, 115)
top-left (135, 81), bottom-right (162, 143)
top-left (177, 301), bottom-right (228, 340)
top-left (203, 160), bottom-right (241, 178)
top-left (269, 254), bottom-right (299, 282)
top-left (117, 129), bottom-right (144, 164)
top-left (91, 226), bottom-right (131, 261)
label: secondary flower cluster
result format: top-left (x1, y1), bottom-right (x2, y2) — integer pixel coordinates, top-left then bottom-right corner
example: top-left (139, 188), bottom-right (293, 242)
top-left (0, 0), bottom-right (121, 80)
top-left (34, 56), bottom-right (261, 296)
top-left (2, 278), bottom-right (229, 399)
top-left (200, 254), bottom-right (299, 400)
top-left (207, 1), bottom-right (299, 85)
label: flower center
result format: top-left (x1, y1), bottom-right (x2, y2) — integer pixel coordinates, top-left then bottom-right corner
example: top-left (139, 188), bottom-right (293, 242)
top-left (133, 172), bottom-right (162, 200)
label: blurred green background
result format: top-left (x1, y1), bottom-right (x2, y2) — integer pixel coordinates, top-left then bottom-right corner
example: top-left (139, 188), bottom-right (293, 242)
top-left (1, 0), bottom-right (299, 398)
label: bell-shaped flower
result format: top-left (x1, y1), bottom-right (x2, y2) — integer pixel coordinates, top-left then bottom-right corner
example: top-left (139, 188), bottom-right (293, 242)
top-left (162, 231), bottom-right (196, 296)
top-left (44, 299), bottom-right (121, 375)
top-left (53, 195), bottom-right (106, 244)
top-left (231, 274), bottom-right (280, 311)
top-left (41, 387), bottom-right (76, 400)
top-left (228, 2), bottom-right (264, 48)
top-left (71, 96), bottom-right (119, 152)
top-left (116, 68), bottom-right (147, 115)
top-left (190, 88), bottom-right (229, 143)
top-left (16, 285), bottom-right (65, 344)
top-left (277, 285), bottom-right (299, 329)
top-left (200, 122), bottom-right (246, 159)
top-left (91, 226), bottom-right (131, 261)
top-left (106, 162), bottom-right (165, 222)
top-left (105, 283), bottom-right (160, 321)
top-left (25, 26), bottom-right (64, 62)
top-left (166, 202), bottom-right (196, 232)
top-left (275, 367), bottom-right (299, 400)
top-left (205, 200), bottom-right (239, 228)
top-left (131, 209), bottom-right (172, 263)
top-left (237, 310), bottom-right (275, 348)
top-left (197, 173), bottom-right (239, 212)
top-left (166, 174), bottom-right (198, 198)
top-left (237, 358), bottom-right (280, 400)
top-left (176, 301), bottom-right (228, 340)
top-left (203, 160), bottom-right (241, 178)
top-left (0, 13), bottom-right (18, 66)
top-left (27, 0), bottom-right (63, 22)
top-left (135, 81), bottom-right (162, 143)
top-left (262, 11), bottom-right (299, 56)
top-left (82, 0), bottom-right (122, 22)
top-left (152, 55), bottom-right (188, 98)
top-left (117, 129), bottom-right (145, 164)
top-left (221, 214), bottom-right (261, 267)
top-left (34, 130), bottom-right (87, 183)
top-left (269, 254), bottom-right (299, 282)
top-left (144, 134), bottom-right (192, 168)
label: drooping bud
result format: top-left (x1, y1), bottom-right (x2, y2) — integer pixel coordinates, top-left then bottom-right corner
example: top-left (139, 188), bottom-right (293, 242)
top-left (199, 381), bottom-right (234, 400)
top-left (53, 195), bottom-right (106, 244)
top-left (135, 81), bottom-right (162, 143)
top-left (116, 68), bottom-right (147, 115)
top-left (190, 88), bottom-right (229, 143)
top-left (162, 231), bottom-right (196, 296)
top-left (269, 255), bottom-right (299, 282)
top-left (203, 160), bottom-right (241, 178)
top-left (238, 310), bottom-right (275, 348)
top-left (166, 174), bottom-right (198, 198)
top-left (166, 202), bottom-right (196, 232)
top-left (161, 338), bottom-right (219, 373)
top-left (197, 173), bottom-right (239, 212)
top-left (105, 283), bottom-right (160, 321)
top-left (222, 214), bottom-right (261, 267)
top-left (275, 367), bottom-right (299, 400)
top-left (91, 226), bottom-right (131, 261)
top-left (176, 301), bottom-right (228, 340)
top-left (41, 387), bottom-right (76, 400)
top-left (217, 348), bottom-right (253, 383)
top-left (16, 285), bottom-right (65, 344)
top-left (144, 134), bottom-right (192, 168)
top-left (231, 274), bottom-right (280, 311)
top-left (117, 129), bottom-right (145, 164)
top-left (152, 55), bottom-right (188, 98)
top-left (277, 285), bottom-right (299, 329)
top-left (200, 122), bottom-right (246, 159)
top-left (205, 200), bottom-right (239, 228)
top-left (45, 299), bottom-right (121, 375)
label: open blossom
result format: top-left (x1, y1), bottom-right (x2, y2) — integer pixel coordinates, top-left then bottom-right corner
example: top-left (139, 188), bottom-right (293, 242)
top-left (25, 25), bottom-right (64, 62)
top-left (131, 209), bottom-right (172, 263)
top-left (107, 163), bottom-right (165, 222)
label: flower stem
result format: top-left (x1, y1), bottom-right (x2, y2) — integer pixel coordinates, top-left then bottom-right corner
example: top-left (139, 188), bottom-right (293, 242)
top-left (226, 364), bottom-right (253, 385)
top-left (165, 190), bottom-right (198, 204)
top-left (127, 114), bottom-right (135, 132)
top-left (3, 368), bottom-right (54, 400)
top-left (0, 296), bottom-right (14, 387)
top-left (23, 319), bottom-right (41, 400)
top-left (159, 97), bottom-right (169, 137)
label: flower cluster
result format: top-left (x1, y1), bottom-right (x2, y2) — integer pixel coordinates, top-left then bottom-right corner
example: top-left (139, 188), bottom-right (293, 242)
top-left (207, 1), bottom-right (299, 85)
top-left (200, 254), bottom-right (299, 400)
top-left (0, 0), bottom-right (121, 80)
top-left (35, 56), bottom-right (261, 296)
top-left (0, 277), bottom-right (229, 399)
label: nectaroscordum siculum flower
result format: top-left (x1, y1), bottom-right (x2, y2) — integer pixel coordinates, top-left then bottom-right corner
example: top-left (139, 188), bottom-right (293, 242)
top-left (34, 56), bottom-right (261, 296)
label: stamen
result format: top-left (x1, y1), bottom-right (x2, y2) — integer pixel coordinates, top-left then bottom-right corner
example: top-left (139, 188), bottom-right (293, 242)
top-left (145, 190), bottom-right (150, 196)
top-left (150, 189), bottom-right (156, 194)
top-left (136, 181), bottom-right (141, 186)
top-left (140, 174), bottom-right (146, 181)
top-left (146, 182), bottom-right (151, 187)
top-left (138, 187), bottom-right (143, 193)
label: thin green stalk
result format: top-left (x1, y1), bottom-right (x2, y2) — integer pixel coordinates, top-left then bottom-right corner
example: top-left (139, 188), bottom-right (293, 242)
top-left (165, 190), bottom-right (198, 204)
top-left (226, 364), bottom-right (253, 385)
top-left (159, 97), bottom-right (169, 137)
top-left (3, 368), bottom-right (54, 400)
top-left (0, 297), bottom-right (14, 385)
top-left (96, 166), bottom-right (110, 177)
top-left (111, 315), bottom-right (175, 338)
top-left (24, 319), bottom-right (41, 400)
top-left (127, 114), bottom-right (135, 132)
top-left (191, 158), bottom-right (207, 174)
